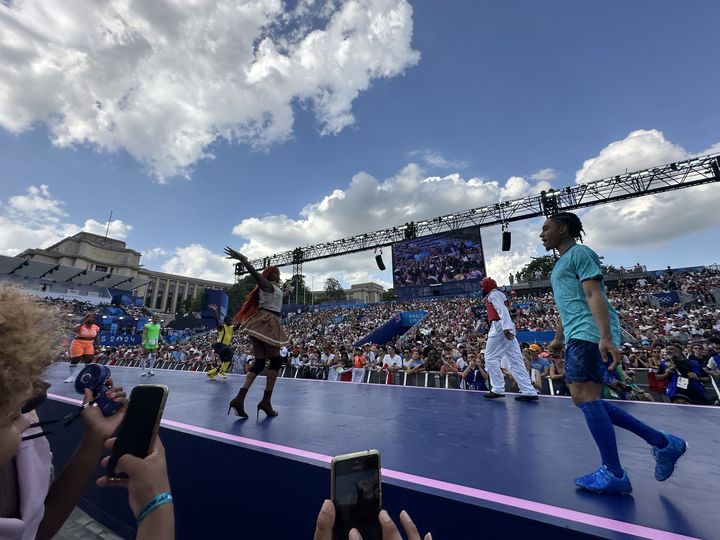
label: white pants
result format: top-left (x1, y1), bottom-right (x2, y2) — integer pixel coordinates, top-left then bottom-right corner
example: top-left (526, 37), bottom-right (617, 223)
top-left (485, 333), bottom-right (537, 395)
top-left (141, 351), bottom-right (156, 371)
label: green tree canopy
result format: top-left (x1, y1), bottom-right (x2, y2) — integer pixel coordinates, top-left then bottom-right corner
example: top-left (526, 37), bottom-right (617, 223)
top-left (189, 286), bottom-right (206, 312)
top-left (517, 255), bottom-right (556, 282)
top-left (285, 274), bottom-right (310, 305)
top-left (380, 288), bottom-right (395, 301)
top-left (323, 277), bottom-right (345, 301)
top-left (225, 275), bottom-right (257, 316)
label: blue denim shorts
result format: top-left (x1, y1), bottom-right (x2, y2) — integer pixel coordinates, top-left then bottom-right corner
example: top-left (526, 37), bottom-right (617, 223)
top-left (564, 338), bottom-right (608, 384)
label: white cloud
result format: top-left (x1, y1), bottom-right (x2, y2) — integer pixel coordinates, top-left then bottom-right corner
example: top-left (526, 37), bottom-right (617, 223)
top-left (576, 130), bottom-right (720, 251)
top-left (0, 0), bottom-right (420, 179)
top-left (0, 184), bottom-right (132, 256)
top-left (82, 218), bottom-right (132, 239)
top-left (575, 129), bottom-right (687, 184)
top-left (227, 130), bottom-right (720, 287)
top-left (230, 164), bottom-right (553, 286)
top-left (530, 168), bottom-right (557, 182)
top-left (409, 149), bottom-right (467, 169)
top-left (142, 247), bottom-right (169, 260)
top-left (7, 184), bottom-right (67, 222)
top-left (161, 244), bottom-right (235, 283)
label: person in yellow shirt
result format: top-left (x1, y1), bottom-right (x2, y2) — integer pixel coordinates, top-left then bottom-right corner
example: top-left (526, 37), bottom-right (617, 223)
top-left (207, 304), bottom-right (236, 380)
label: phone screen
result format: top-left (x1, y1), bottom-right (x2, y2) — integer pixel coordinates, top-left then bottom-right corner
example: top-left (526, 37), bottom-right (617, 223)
top-left (332, 452), bottom-right (381, 540)
top-left (107, 385), bottom-right (167, 479)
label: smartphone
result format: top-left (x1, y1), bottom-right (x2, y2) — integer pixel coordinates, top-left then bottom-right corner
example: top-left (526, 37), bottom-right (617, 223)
top-left (107, 385), bottom-right (169, 480)
top-left (331, 450), bottom-right (382, 540)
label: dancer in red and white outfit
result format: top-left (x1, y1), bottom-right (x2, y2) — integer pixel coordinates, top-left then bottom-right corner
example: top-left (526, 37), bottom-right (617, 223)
top-left (480, 277), bottom-right (539, 401)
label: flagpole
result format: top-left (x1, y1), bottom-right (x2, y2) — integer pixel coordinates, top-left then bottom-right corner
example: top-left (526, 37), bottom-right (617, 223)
top-left (104, 210), bottom-right (113, 239)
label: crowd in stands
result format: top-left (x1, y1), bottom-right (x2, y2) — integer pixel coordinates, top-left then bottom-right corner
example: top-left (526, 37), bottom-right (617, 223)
top-left (392, 238), bottom-right (485, 287)
top-left (39, 266), bottom-right (720, 405)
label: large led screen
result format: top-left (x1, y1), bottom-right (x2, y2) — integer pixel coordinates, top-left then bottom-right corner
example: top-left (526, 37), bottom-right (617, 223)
top-left (391, 227), bottom-right (486, 298)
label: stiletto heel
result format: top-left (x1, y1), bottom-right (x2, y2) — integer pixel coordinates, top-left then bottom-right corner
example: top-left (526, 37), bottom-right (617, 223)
top-left (257, 390), bottom-right (278, 418)
top-left (228, 388), bottom-right (249, 419)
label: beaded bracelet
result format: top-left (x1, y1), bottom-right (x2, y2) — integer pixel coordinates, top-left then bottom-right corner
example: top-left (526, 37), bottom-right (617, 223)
top-left (137, 492), bottom-right (173, 525)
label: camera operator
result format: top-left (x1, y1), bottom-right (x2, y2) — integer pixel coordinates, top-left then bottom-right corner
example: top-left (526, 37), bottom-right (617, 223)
top-left (655, 342), bottom-right (711, 404)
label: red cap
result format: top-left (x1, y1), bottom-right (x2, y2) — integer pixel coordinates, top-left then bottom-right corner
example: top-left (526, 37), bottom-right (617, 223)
top-left (480, 277), bottom-right (497, 294)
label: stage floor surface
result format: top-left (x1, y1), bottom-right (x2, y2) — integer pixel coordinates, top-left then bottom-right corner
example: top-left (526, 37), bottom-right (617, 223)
top-left (46, 364), bottom-right (719, 539)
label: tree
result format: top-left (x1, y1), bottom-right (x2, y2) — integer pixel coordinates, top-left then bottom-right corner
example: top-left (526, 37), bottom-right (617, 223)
top-left (517, 255), bottom-right (556, 282)
top-left (225, 276), bottom-right (256, 315)
top-left (189, 286), bottom-right (206, 312)
top-left (284, 274), bottom-right (310, 305)
top-left (380, 288), bottom-right (396, 301)
top-left (323, 278), bottom-right (346, 301)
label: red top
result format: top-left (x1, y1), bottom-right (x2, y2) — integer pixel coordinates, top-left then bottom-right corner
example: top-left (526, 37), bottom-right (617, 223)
top-left (485, 299), bottom-right (508, 323)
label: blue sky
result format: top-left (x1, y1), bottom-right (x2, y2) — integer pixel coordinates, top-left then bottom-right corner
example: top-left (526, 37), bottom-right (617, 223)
top-left (1, 0), bottom-right (719, 288)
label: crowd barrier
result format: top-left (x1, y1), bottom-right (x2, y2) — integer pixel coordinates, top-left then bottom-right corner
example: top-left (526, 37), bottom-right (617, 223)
top-left (84, 359), bottom-right (720, 402)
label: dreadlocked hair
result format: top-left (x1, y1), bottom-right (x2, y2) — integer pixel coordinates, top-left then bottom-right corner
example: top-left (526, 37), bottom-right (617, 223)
top-left (234, 266), bottom-right (279, 325)
top-left (549, 212), bottom-right (585, 241)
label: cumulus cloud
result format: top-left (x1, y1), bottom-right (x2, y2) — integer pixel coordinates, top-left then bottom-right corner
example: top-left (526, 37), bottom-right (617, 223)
top-left (141, 247), bottom-right (169, 260)
top-left (0, 184), bottom-right (132, 256)
top-left (82, 218), bottom-right (132, 239)
top-left (575, 129), bottom-right (687, 184)
top-left (161, 244), bottom-right (235, 282)
top-left (7, 184), bottom-right (67, 219)
top-left (0, 0), bottom-right (420, 179)
top-left (230, 164), bottom-right (553, 286)
top-left (576, 130), bottom-right (720, 251)
top-left (530, 168), bottom-right (557, 182)
top-left (226, 130), bottom-right (720, 286)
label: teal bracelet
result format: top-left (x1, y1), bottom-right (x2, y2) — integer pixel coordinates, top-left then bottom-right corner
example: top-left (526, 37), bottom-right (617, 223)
top-left (137, 492), bottom-right (173, 525)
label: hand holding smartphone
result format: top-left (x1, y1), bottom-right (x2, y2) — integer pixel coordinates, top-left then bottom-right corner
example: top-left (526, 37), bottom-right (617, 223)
top-left (331, 450), bottom-right (382, 540)
top-left (106, 385), bottom-right (168, 481)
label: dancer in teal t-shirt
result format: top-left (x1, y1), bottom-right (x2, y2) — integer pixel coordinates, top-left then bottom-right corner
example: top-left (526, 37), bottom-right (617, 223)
top-left (542, 211), bottom-right (686, 495)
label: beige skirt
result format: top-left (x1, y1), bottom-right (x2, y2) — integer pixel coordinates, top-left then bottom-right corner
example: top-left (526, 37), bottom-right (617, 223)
top-left (241, 309), bottom-right (289, 347)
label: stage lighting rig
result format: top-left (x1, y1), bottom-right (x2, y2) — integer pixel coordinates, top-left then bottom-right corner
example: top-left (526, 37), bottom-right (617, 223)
top-left (540, 189), bottom-right (560, 216)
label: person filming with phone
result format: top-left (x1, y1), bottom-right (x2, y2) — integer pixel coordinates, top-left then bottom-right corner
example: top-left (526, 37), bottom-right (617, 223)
top-left (0, 283), bottom-right (173, 540)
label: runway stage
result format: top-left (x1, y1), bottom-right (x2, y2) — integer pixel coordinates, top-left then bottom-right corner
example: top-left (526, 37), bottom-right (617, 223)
top-left (41, 364), bottom-right (718, 539)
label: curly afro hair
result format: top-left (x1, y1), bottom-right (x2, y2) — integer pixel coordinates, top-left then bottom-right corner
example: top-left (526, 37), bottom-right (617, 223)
top-left (0, 283), bottom-right (63, 414)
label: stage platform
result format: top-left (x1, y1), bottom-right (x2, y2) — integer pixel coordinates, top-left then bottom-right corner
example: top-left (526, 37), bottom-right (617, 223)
top-left (40, 364), bottom-right (718, 539)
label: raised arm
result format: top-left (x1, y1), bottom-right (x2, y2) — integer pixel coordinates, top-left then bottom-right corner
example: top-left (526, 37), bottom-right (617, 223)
top-left (224, 247), bottom-right (273, 292)
top-left (208, 304), bottom-right (222, 329)
top-left (282, 281), bottom-right (295, 298)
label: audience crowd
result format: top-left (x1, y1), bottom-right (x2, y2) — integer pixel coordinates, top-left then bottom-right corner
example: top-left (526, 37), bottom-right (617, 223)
top-left (39, 266), bottom-right (720, 405)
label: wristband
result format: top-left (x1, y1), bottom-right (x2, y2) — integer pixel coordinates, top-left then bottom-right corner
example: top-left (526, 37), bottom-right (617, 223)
top-left (137, 492), bottom-right (173, 525)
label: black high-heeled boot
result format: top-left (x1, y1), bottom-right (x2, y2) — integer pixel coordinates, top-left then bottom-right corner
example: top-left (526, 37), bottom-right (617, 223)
top-left (257, 390), bottom-right (278, 418)
top-left (228, 387), bottom-right (249, 418)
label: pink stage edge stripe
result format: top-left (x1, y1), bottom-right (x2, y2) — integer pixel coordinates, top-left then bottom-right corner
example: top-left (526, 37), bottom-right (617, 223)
top-left (47, 393), bottom-right (698, 540)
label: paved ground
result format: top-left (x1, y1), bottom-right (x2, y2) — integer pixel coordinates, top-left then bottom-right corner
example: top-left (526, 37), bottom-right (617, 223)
top-left (55, 507), bottom-right (121, 540)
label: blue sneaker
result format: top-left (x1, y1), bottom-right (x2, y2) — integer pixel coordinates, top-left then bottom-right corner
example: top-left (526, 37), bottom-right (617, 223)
top-left (574, 466), bottom-right (632, 495)
top-left (652, 432), bottom-right (687, 481)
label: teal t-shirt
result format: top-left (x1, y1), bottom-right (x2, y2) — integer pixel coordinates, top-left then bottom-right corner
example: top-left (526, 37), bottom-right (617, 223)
top-left (550, 244), bottom-right (620, 345)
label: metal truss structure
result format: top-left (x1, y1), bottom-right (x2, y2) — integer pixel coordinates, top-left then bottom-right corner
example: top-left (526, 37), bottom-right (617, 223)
top-left (235, 153), bottom-right (720, 277)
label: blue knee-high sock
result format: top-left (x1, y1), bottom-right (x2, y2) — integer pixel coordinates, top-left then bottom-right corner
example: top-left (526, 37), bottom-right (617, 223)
top-left (603, 401), bottom-right (667, 448)
top-left (577, 400), bottom-right (624, 477)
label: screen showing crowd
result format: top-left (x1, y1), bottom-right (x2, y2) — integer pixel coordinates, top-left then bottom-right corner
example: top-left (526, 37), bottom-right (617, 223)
top-left (391, 227), bottom-right (486, 290)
